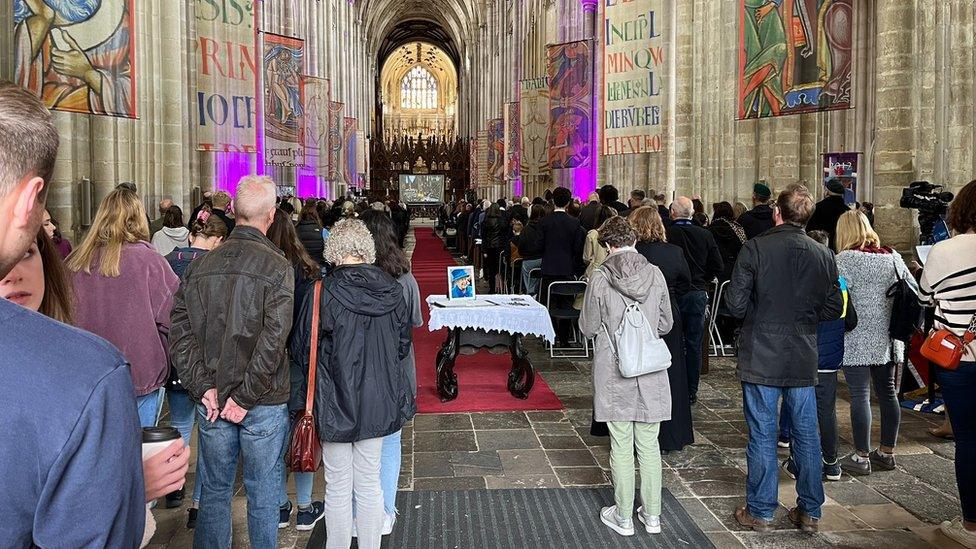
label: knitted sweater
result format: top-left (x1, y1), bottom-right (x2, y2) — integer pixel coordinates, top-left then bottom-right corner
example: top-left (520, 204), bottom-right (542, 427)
top-left (836, 249), bottom-right (917, 366)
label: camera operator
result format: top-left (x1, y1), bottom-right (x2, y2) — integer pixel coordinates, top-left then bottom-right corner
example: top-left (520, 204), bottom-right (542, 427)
top-left (901, 181), bottom-right (955, 245)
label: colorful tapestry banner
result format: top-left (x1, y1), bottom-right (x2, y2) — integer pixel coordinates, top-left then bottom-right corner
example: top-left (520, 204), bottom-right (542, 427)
top-left (469, 137), bottom-right (479, 188)
top-left (13, 0), bottom-right (137, 118)
top-left (737, 0), bottom-right (854, 119)
top-left (263, 33), bottom-right (305, 168)
top-left (547, 41), bottom-right (593, 169)
top-left (504, 103), bottom-right (521, 182)
top-left (193, 0), bottom-right (258, 151)
top-left (356, 131), bottom-right (367, 176)
top-left (302, 77), bottom-right (330, 176)
top-left (475, 130), bottom-right (490, 189)
top-left (822, 151), bottom-right (860, 203)
top-left (520, 77), bottom-right (550, 179)
top-left (486, 118), bottom-right (505, 184)
top-left (601, 1), bottom-right (668, 155)
top-left (343, 117), bottom-right (357, 186)
top-left (326, 101), bottom-right (344, 181)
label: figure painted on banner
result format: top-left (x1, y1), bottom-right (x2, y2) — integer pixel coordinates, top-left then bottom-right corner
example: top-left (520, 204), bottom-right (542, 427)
top-left (549, 43), bottom-right (589, 100)
top-left (264, 45), bottom-right (304, 138)
top-left (549, 109), bottom-right (589, 169)
top-left (449, 267), bottom-right (475, 299)
top-left (740, 0), bottom-right (789, 118)
top-left (14, 0), bottom-right (135, 117)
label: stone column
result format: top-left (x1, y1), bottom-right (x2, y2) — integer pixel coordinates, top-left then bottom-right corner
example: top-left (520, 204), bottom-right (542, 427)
top-left (873, 1), bottom-right (916, 250)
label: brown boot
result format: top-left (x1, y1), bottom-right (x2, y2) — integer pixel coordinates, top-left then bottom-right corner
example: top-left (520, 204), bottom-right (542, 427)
top-left (734, 507), bottom-right (773, 533)
top-left (787, 507), bottom-right (820, 533)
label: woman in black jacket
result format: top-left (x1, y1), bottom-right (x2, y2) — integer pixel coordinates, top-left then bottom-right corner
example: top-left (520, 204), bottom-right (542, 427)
top-left (708, 201), bottom-right (747, 281)
top-left (296, 206), bottom-right (326, 266)
top-left (291, 218), bottom-right (413, 549)
top-left (481, 203), bottom-right (510, 293)
top-left (630, 206), bottom-right (696, 452)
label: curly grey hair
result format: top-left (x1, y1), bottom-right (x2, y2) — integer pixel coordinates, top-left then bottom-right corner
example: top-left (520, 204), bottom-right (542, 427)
top-left (324, 218), bottom-right (376, 264)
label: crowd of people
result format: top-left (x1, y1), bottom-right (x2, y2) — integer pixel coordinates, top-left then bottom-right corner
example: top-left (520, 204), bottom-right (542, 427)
top-left (440, 178), bottom-right (975, 544)
top-left (2, 79), bottom-right (976, 549)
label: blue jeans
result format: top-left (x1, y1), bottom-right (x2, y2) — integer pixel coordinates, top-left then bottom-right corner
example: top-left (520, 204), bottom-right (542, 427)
top-left (521, 258), bottom-right (542, 296)
top-left (194, 404), bottom-right (289, 549)
top-left (743, 383), bottom-right (824, 520)
top-left (353, 429), bottom-right (402, 516)
top-left (679, 291), bottom-right (709, 398)
top-left (280, 471), bottom-right (316, 509)
top-left (168, 390), bottom-right (203, 503)
top-left (938, 361), bottom-right (976, 522)
top-left (136, 387), bottom-right (165, 428)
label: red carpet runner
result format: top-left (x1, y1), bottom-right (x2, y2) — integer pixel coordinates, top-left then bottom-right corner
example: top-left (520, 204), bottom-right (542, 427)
top-left (411, 228), bottom-right (564, 413)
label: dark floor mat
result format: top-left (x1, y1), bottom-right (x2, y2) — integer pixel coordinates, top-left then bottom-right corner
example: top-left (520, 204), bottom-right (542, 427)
top-left (306, 487), bottom-right (714, 548)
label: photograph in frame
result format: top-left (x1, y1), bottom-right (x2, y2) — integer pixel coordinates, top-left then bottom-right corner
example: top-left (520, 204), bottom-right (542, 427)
top-left (447, 265), bottom-right (476, 301)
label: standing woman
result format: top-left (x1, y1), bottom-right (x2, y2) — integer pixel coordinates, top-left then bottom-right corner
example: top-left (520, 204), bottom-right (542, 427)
top-left (481, 203), bottom-right (510, 294)
top-left (152, 205), bottom-right (191, 255)
top-left (296, 205), bottom-right (327, 266)
top-left (267, 208), bottom-right (327, 530)
top-left (2, 229), bottom-right (74, 324)
top-left (708, 201), bottom-right (747, 281)
top-left (580, 216), bottom-right (673, 537)
top-left (42, 209), bottom-right (72, 259)
top-left (834, 210), bottom-right (917, 476)
top-left (917, 180), bottom-right (976, 548)
top-left (630, 206), bottom-right (695, 452)
top-left (360, 210), bottom-right (423, 535)
top-left (292, 219), bottom-right (413, 549)
top-left (67, 187), bottom-right (180, 428)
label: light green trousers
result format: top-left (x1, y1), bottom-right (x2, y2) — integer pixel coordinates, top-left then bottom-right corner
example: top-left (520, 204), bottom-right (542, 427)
top-left (607, 421), bottom-right (663, 518)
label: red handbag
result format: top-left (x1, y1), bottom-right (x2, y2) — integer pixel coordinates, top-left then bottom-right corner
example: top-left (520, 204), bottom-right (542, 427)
top-left (919, 315), bottom-right (976, 371)
top-left (286, 280), bottom-right (323, 473)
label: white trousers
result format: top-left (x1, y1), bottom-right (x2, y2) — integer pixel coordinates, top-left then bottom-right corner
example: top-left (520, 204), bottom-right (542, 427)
top-left (322, 437), bottom-right (384, 549)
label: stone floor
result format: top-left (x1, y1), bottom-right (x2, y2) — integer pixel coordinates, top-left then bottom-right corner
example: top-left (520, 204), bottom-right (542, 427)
top-left (150, 229), bottom-right (967, 548)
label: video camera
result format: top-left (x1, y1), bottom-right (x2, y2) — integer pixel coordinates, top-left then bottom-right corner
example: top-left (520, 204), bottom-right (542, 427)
top-left (900, 181), bottom-right (954, 244)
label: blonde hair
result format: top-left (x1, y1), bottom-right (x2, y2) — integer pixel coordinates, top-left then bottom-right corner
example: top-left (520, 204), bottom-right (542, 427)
top-left (835, 210), bottom-right (880, 252)
top-left (234, 176), bottom-right (276, 221)
top-left (65, 187), bottom-right (150, 277)
top-left (324, 218), bottom-right (376, 264)
top-left (629, 206), bottom-right (667, 243)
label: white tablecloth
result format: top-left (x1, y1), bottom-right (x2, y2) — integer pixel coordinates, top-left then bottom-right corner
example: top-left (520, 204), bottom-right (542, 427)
top-left (426, 294), bottom-right (556, 343)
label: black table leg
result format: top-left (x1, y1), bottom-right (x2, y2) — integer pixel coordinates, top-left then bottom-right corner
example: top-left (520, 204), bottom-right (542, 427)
top-left (507, 334), bottom-right (535, 399)
top-left (436, 329), bottom-right (460, 402)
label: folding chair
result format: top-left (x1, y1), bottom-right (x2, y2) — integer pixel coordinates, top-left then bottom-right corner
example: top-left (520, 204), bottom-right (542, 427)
top-left (547, 280), bottom-right (590, 358)
top-left (708, 280), bottom-right (735, 357)
top-left (528, 268), bottom-right (543, 302)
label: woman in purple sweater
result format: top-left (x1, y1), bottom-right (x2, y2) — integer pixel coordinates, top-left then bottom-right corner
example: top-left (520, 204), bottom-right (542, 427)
top-left (66, 187), bottom-right (179, 428)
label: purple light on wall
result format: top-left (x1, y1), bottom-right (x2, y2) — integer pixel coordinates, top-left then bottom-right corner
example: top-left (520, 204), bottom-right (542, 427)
top-left (572, 164), bottom-right (596, 200)
top-left (296, 167), bottom-right (328, 199)
top-left (213, 151), bottom-right (254, 195)
top-left (513, 177), bottom-right (523, 197)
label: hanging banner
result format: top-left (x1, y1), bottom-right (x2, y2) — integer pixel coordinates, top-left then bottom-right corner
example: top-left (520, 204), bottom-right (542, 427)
top-left (475, 130), bottom-right (490, 189)
top-left (547, 40), bottom-right (593, 169)
top-left (469, 137), bottom-right (478, 189)
top-left (486, 118), bottom-right (505, 184)
top-left (356, 131), bottom-right (367, 175)
top-left (601, 1), bottom-right (668, 155)
top-left (326, 101), bottom-right (344, 181)
top-left (343, 117), bottom-right (357, 186)
top-left (737, 0), bottom-right (854, 119)
top-left (13, 0), bottom-right (137, 118)
top-left (192, 0), bottom-right (258, 151)
top-left (520, 77), bottom-right (550, 178)
top-left (504, 103), bottom-right (521, 182)
top-left (263, 33), bottom-right (305, 168)
top-left (302, 77), bottom-right (330, 176)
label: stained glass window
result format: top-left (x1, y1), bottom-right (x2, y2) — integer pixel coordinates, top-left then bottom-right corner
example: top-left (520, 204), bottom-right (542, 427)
top-left (401, 66), bottom-right (438, 110)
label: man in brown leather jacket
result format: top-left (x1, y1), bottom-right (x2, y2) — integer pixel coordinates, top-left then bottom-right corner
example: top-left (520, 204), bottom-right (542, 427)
top-left (170, 175), bottom-right (294, 549)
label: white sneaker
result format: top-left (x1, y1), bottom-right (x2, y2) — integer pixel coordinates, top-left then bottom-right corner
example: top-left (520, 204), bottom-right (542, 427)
top-left (637, 506), bottom-right (662, 534)
top-left (600, 506), bottom-right (635, 537)
top-left (382, 512), bottom-right (397, 536)
top-left (941, 519), bottom-right (976, 549)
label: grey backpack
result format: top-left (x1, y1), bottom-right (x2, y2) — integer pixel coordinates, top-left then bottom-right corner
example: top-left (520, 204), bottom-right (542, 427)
top-left (603, 292), bottom-right (671, 378)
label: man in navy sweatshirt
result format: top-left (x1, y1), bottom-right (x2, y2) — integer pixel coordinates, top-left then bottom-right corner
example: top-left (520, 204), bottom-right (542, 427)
top-left (0, 83), bottom-right (151, 547)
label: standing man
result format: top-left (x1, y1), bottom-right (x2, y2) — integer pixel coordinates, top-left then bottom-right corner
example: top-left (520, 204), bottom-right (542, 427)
top-left (737, 183), bottom-right (776, 239)
top-left (0, 82), bottom-right (169, 547)
top-left (171, 176), bottom-right (295, 549)
top-left (599, 184), bottom-right (628, 214)
top-left (805, 177), bottom-right (850, 250)
top-left (579, 191), bottom-right (603, 231)
top-left (538, 186), bottom-right (586, 343)
top-left (726, 185), bottom-right (842, 534)
top-left (653, 192), bottom-right (672, 225)
top-left (666, 197), bottom-right (724, 404)
top-left (509, 196), bottom-right (530, 225)
top-left (150, 196), bottom-right (174, 237)
top-left (619, 189), bottom-right (646, 217)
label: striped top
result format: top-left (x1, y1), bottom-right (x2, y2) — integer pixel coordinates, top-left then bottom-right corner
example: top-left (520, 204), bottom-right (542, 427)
top-left (919, 234), bottom-right (976, 360)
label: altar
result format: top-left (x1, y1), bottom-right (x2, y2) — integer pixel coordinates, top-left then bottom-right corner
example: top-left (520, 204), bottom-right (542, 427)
top-left (426, 295), bottom-right (556, 402)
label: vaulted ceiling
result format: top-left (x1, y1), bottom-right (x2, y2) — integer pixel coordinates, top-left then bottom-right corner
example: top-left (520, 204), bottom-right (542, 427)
top-left (359, 0), bottom-right (480, 64)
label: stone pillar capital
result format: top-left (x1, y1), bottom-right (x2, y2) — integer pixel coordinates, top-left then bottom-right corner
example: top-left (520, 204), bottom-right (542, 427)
top-left (580, 0), bottom-right (598, 13)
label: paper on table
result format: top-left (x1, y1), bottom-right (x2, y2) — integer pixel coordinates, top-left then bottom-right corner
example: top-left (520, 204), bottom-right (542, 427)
top-left (916, 245), bottom-right (933, 265)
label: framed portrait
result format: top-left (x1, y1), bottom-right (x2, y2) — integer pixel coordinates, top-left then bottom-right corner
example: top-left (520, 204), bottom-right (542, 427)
top-left (447, 266), bottom-right (476, 301)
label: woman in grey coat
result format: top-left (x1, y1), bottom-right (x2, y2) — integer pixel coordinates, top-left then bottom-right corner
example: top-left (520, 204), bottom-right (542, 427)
top-left (580, 217), bottom-right (673, 538)
top-left (834, 210), bottom-right (918, 477)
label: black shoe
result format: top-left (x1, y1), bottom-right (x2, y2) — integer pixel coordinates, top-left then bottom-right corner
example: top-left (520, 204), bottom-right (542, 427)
top-left (279, 501), bottom-right (293, 529)
top-left (840, 454), bottom-right (871, 476)
top-left (869, 449), bottom-right (896, 471)
top-left (165, 488), bottom-right (184, 509)
top-left (186, 508), bottom-right (198, 529)
top-left (781, 457), bottom-right (798, 479)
